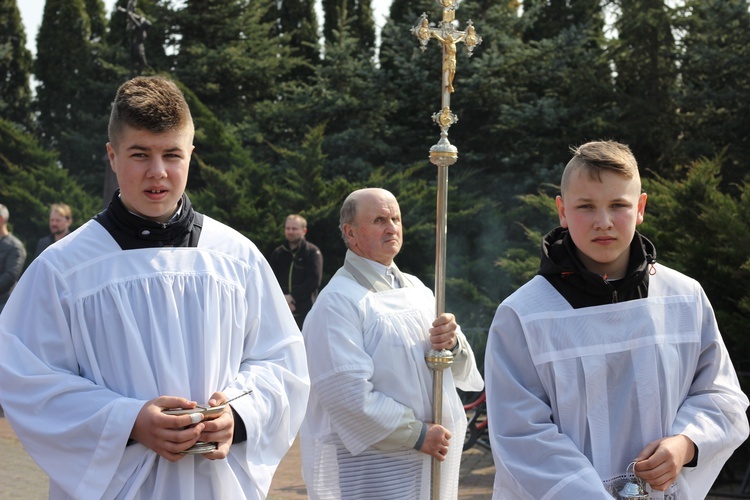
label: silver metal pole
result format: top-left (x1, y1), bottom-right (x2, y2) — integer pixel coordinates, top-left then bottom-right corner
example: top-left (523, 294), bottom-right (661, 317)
top-left (427, 161), bottom-right (452, 499)
top-left (435, 164), bottom-right (448, 316)
top-left (425, 347), bottom-right (452, 498)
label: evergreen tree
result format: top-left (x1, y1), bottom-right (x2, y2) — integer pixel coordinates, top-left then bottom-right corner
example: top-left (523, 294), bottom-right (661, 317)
top-left (0, 0), bottom-right (33, 129)
top-left (35, 0), bottom-right (116, 193)
top-left (0, 117), bottom-right (99, 266)
top-left (84, 0), bottom-right (108, 41)
top-left (263, 124), bottom-right (329, 218)
top-left (352, 0), bottom-right (376, 53)
top-left (639, 156), bottom-right (750, 362)
top-left (378, 0), bottom-right (445, 169)
top-left (311, 21), bottom-right (394, 180)
top-left (255, 18), bottom-right (394, 182)
top-left (387, 0), bottom-right (425, 27)
top-left (177, 83), bottom-right (262, 191)
top-left (322, 0), bottom-right (376, 53)
top-left (176, 82), bottom-right (279, 249)
top-left (266, 0), bottom-right (320, 73)
top-left (522, 0), bottom-right (602, 41)
top-left (259, 124), bottom-right (353, 281)
top-left (107, 0), bottom-right (171, 75)
top-left (675, 0), bottom-right (750, 187)
top-left (611, 0), bottom-right (678, 175)
top-left (400, 0), bottom-right (615, 202)
top-left (175, 0), bottom-right (299, 125)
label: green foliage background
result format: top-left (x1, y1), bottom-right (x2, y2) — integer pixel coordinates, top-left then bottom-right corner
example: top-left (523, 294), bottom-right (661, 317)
top-left (1, 0), bottom-right (749, 383)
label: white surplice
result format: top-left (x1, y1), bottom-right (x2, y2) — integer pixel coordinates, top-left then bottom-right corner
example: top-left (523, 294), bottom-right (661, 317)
top-left (486, 265), bottom-right (749, 499)
top-left (0, 217), bottom-right (310, 499)
top-left (300, 251), bottom-right (484, 499)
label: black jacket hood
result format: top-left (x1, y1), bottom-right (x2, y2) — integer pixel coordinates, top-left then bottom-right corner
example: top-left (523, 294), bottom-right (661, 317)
top-left (538, 227), bottom-right (657, 308)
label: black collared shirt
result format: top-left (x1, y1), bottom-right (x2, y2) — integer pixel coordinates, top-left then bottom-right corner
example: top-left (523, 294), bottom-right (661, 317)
top-left (94, 190), bottom-right (202, 250)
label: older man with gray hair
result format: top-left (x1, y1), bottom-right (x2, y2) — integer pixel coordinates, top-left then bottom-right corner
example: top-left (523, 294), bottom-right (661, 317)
top-left (300, 187), bottom-right (483, 499)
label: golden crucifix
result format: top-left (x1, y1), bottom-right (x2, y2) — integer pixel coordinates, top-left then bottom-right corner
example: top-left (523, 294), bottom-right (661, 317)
top-left (412, 2), bottom-right (481, 168)
top-left (411, 2), bottom-right (481, 499)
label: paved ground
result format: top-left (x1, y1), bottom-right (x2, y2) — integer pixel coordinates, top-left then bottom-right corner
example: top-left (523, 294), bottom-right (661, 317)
top-left (3, 408), bottom-right (746, 499)
top-left (267, 435), bottom-right (495, 499)
top-left (0, 410), bottom-right (495, 499)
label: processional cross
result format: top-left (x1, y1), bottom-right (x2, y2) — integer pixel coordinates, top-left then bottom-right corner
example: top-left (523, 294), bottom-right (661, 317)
top-left (410, 2), bottom-right (481, 499)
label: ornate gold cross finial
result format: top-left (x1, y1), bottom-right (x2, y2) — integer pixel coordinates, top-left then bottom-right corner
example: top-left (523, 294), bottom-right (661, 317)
top-left (411, 0), bottom-right (482, 167)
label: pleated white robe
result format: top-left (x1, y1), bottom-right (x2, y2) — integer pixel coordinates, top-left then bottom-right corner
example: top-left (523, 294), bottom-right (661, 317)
top-left (0, 217), bottom-right (310, 499)
top-left (300, 251), bottom-right (484, 499)
top-left (486, 265), bottom-right (749, 499)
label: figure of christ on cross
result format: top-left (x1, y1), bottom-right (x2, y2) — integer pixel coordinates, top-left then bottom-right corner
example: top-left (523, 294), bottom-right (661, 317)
top-left (412, 2), bottom-right (481, 105)
top-left (432, 31), bottom-right (466, 93)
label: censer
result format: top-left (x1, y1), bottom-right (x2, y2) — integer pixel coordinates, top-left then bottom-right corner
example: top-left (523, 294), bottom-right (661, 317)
top-left (618, 462), bottom-right (649, 499)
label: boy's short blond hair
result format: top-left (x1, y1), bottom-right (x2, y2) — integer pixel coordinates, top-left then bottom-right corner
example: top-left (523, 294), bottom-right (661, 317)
top-left (108, 76), bottom-right (194, 147)
top-left (561, 141), bottom-right (640, 195)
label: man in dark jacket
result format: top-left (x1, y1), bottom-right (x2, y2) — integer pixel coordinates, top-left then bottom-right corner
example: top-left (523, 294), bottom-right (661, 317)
top-left (0, 204), bottom-right (27, 313)
top-left (34, 203), bottom-right (72, 259)
top-left (269, 214), bottom-right (323, 329)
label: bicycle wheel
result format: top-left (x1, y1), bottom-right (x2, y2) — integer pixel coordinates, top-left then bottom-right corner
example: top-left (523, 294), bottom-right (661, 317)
top-left (463, 391), bottom-right (488, 451)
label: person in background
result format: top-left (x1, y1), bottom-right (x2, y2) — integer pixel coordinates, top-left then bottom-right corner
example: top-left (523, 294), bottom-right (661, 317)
top-left (0, 76), bottom-right (309, 499)
top-left (269, 214), bottom-right (323, 329)
top-left (34, 203), bottom-right (73, 258)
top-left (300, 188), bottom-right (483, 499)
top-left (0, 204), bottom-right (26, 313)
top-left (485, 140), bottom-right (749, 499)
